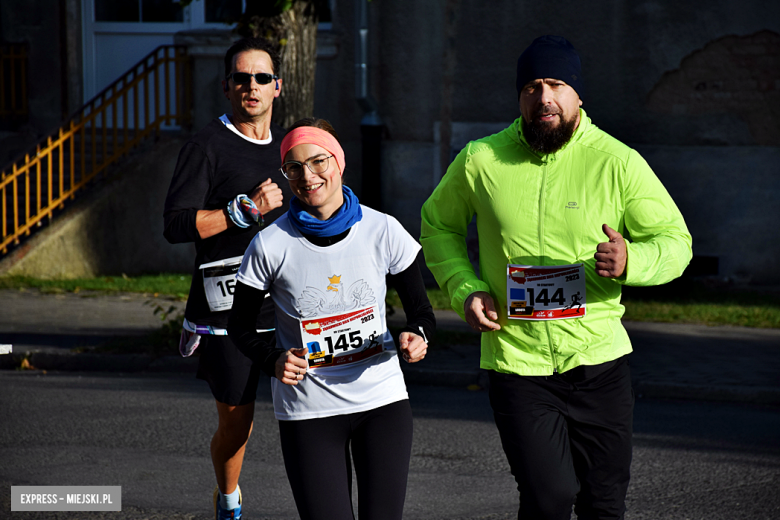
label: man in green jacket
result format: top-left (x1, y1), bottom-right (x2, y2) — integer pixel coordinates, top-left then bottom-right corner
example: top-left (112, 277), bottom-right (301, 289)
top-left (420, 35), bottom-right (692, 519)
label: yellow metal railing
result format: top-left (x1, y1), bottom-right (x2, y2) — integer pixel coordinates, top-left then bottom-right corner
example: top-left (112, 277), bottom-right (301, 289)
top-left (0, 45), bottom-right (190, 255)
top-left (0, 43), bottom-right (28, 119)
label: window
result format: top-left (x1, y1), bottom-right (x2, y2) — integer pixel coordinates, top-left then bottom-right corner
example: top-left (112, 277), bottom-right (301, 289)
top-left (94, 0), bottom-right (184, 23)
top-left (95, 0), bottom-right (140, 22)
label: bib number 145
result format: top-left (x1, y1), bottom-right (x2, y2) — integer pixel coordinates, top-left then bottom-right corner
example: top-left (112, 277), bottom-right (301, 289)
top-left (324, 331), bottom-right (364, 353)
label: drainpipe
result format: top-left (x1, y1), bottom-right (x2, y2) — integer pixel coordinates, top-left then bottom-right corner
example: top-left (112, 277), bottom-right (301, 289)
top-left (355, 0), bottom-right (383, 210)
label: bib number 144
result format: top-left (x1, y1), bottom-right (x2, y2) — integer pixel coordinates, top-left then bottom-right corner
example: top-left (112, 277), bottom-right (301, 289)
top-left (506, 264), bottom-right (586, 320)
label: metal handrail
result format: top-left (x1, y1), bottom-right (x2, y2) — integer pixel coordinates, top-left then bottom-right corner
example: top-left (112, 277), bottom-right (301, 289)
top-left (0, 45), bottom-right (190, 256)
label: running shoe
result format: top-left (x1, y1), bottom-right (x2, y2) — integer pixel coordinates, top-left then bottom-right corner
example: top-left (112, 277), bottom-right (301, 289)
top-left (213, 485), bottom-right (242, 520)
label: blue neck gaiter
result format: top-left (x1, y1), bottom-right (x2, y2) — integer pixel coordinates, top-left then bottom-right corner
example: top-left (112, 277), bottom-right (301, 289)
top-left (288, 185), bottom-right (363, 237)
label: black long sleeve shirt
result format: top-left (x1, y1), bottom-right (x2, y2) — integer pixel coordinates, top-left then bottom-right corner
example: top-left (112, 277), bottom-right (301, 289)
top-left (163, 119), bottom-right (291, 329)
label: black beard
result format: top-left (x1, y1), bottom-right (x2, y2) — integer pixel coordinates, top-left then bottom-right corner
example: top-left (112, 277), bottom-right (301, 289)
top-left (522, 112), bottom-right (578, 155)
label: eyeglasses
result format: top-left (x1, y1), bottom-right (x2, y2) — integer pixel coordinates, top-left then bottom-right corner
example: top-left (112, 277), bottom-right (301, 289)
top-left (226, 72), bottom-right (278, 86)
top-left (280, 155), bottom-right (334, 180)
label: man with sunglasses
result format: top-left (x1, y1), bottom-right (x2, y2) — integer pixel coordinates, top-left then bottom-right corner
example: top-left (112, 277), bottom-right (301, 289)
top-left (164, 37), bottom-right (293, 520)
top-left (421, 36), bottom-right (692, 519)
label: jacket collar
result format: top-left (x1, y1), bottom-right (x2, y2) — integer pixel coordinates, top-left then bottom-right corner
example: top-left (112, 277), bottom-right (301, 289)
top-left (512, 108), bottom-right (591, 161)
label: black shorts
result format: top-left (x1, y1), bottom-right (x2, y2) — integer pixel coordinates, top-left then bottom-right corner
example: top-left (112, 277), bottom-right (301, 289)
top-left (196, 334), bottom-right (265, 406)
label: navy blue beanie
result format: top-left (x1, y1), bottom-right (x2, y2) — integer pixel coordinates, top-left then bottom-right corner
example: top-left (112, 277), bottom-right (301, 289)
top-left (516, 35), bottom-right (584, 99)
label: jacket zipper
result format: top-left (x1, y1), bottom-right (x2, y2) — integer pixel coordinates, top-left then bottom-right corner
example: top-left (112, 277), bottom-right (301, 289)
top-left (538, 160), bottom-right (558, 373)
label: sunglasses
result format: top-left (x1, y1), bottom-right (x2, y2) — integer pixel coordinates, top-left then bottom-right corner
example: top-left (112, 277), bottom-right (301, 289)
top-left (226, 72), bottom-right (278, 85)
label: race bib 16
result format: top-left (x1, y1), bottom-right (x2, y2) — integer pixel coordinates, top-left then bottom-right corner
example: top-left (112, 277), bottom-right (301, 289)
top-left (200, 255), bottom-right (244, 313)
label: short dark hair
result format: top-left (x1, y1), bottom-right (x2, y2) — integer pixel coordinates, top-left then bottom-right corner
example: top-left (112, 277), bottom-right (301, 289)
top-left (224, 38), bottom-right (281, 77)
top-left (287, 118), bottom-right (341, 142)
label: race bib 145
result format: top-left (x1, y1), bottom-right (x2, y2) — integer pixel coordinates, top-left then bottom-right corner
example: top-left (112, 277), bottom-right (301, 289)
top-left (300, 305), bottom-right (384, 368)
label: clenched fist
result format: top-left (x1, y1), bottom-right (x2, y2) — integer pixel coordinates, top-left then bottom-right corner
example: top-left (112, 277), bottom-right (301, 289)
top-left (250, 178), bottom-right (283, 216)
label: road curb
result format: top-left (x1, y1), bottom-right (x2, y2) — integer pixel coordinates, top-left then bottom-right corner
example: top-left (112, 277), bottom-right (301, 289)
top-left (4, 350), bottom-right (778, 405)
top-left (633, 381), bottom-right (780, 406)
top-left (400, 365), bottom-right (485, 388)
top-left (0, 351), bottom-right (198, 373)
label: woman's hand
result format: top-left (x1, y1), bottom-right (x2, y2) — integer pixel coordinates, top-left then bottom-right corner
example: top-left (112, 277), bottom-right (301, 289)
top-left (275, 347), bottom-right (309, 385)
top-left (399, 332), bottom-right (427, 363)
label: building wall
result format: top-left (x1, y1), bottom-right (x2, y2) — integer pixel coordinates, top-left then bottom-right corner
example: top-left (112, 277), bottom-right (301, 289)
top-left (364, 0), bottom-right (780, 146)
top-left (0, 136), bottom-right (193, 279)
top-left (1, 0), bottom-right (62, 164)
top-left (311, 0), bottom-right (780, 283)
top-left (637, 145), bottom-right (780, 283)
top-left (1, 0), bottom-right (778, 283)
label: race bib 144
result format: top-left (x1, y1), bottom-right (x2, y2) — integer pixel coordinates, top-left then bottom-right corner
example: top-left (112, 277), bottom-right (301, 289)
top-left (506, 264), bottom-right (586, 320)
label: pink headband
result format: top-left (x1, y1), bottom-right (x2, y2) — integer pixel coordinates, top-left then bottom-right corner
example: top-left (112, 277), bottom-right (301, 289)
top-left (280, 126), bottom-right (345, 175)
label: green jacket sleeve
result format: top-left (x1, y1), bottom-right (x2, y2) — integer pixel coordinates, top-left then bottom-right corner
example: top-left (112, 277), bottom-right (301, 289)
top-left (621, 149), bottom-right (693, 286)
top-left (420, 146), bottom-right (490, 319)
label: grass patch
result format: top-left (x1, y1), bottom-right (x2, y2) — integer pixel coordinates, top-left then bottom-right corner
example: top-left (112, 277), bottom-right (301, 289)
top-left (2, 275), bottom-right (778, 329)
top-left (387, 280), bottom-right (780, 329)
top-left (387, 325), bottom-right (480, 349)
top-left (622, 301), bottom-right (780, 328)
top-left (0, 273), bottom-right (191, 298)
top-left (620, 280), bottom-right (780, 328)
top-left (386, 287), bottom-right (451, 311)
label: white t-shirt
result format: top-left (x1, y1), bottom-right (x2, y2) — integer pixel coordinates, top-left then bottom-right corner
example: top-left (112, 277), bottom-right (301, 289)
top-left (218, 114), bottom-right (273, 145)
top-left (237, 206), bottom-right (421, 421)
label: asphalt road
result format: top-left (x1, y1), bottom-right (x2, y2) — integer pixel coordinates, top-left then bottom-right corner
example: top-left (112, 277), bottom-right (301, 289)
top-left (1, 372), bottom-right (778, 520)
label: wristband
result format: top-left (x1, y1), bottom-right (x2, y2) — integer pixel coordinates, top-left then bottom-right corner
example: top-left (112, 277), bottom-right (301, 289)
top-left (226, 194), bottom-right (263, 228)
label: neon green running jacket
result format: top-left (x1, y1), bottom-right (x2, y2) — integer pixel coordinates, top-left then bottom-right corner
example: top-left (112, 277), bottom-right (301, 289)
top-left (420, 110), bottom-right (692, 375)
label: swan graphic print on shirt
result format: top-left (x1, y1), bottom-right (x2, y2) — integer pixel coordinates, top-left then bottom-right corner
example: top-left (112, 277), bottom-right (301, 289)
top-left (298, 274), bottom-right (376, 317)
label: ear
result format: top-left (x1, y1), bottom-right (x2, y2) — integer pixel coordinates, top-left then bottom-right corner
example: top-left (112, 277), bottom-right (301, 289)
top-left (274, 78), bottom-right (283, 98)
top-left (222, 79), bottom-right (229, 98)
top-left (578, 98), bottom-right (583, 106)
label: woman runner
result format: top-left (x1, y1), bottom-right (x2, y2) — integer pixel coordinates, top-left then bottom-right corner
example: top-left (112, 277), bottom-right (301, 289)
top-left (228, 118), bottom-right (435, 520)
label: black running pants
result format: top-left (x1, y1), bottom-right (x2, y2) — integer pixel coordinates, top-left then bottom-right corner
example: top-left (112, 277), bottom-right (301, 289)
top-left (488, 356), bottom-right (634, 520)
top-left (278, 399), bottom-right (413, 520)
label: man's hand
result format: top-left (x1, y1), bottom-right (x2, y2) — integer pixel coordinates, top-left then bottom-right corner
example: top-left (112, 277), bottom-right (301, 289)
top-left (399, 332), bottom-right (427, 363)
top-left (250, 178), bottom-right (283, 216)
top-left (275, 347), bottom-right (308, 386)
top-left (594, 224), bottom-right (627, 278)
top-left (464, 291), bottom-right (501, 332)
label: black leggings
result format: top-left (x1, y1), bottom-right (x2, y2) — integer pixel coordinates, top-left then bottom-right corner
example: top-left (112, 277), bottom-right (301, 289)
top-left (278, 399), bottom-right (413, 520)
